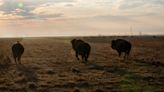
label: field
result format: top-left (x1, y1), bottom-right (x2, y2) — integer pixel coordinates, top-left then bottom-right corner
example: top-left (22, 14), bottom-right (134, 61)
top-left (0, 36), bottom-right (163, 92)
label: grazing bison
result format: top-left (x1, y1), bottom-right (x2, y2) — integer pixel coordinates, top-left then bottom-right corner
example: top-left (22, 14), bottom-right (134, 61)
top-left (12, 41), bottom-right (24, 64)
top-left (71, 39), bottom-right (91, 62)
top-left (111, 39), bottom-right (132, 59)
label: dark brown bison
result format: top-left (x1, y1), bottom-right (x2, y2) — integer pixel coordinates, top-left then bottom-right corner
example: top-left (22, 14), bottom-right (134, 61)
top-left (111, 39), bottom-right (132, 59)
top-left (71, 39), bottom-right (91, 62)
top-left (12, 41), bottom-right (24, 64)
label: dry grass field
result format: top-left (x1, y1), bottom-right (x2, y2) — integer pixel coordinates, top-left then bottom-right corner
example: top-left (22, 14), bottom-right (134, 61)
top-left (0, 36), bottom-right (163, 92)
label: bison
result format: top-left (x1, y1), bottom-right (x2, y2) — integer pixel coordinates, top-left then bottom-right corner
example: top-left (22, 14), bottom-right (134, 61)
top-left (12, 41), bottom-right (24, 64)
top-left (111, 39), bottom-right (132, 59)
top-left (71, 39), bottom-right (91, 62)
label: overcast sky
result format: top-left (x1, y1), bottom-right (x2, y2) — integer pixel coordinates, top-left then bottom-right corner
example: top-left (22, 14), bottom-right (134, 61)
top-left (0, 0), bottom-right (164, 37)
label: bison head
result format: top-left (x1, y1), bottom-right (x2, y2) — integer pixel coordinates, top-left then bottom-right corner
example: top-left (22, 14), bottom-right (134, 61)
top-left (71, 39), bottom-right (77, 45)
top-left (111, 40), bottom-right (116, 49)
top-left (71, 39), bottom-right (77, 49)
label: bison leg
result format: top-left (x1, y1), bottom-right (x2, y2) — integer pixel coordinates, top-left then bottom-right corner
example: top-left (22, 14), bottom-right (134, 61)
top-left (18, 56), bottom-right (21, 64)
top-left (124, 53), bottom-right (127, 59)
top-left (85, 51), bottom-right (90, 62)
top-left (85, 54), bottom-right (89, 62)
top-left (126, 53), bottom-right (129, 59)
top-left (13, 56), bottom-right (17, 64)
top-left (81, 55), bottom-right (85, 62)
top-left (15, 58), bottom-right (17, 64)
top-left (125, 51), bottom-right (130, 59)
top-left (85, 58), bottom-right (88, 62)
top-left (76, 52), bottom-right (80, 60)
top-left (118, 51), bottom-right (122, 57)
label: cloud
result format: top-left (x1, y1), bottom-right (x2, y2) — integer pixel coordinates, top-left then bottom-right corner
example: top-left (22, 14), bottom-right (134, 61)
top-left (111, 0), bottom-right (124, 15)
top-left (119, 0), bottom-right (164, 12)
top-left (0, 0), bottom-right (33, 19)
top-left (0, 11), bottom-right (23, 20)
top-left (0, 0), bottom-right (75, 20)
top-left (119, 0), bottom-right (144, 9)
top-left (31, 2), bottom-right (109, 19)
top-left (148, 0), bottom-right (164, 5)
top-left (0, 0), bottom-right (163, 20)
top-left (29, 0), bottom-right (75, 4)
top-left (0, 0), bottom-right (164, 37)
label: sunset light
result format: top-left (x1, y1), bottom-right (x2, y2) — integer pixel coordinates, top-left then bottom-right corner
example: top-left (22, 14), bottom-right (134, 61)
top-left (0, 0), bottom-right (163, 37)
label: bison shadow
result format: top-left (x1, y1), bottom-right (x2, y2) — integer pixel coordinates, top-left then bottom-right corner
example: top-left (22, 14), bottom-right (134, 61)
top-left (84, 61), bottom-right (158, 83)
top-left (133, 59), bottom-right (164, 67)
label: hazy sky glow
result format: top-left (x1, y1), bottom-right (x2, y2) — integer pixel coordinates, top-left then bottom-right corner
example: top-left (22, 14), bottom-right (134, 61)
top-left (0, 0), bottom-right (164, 37)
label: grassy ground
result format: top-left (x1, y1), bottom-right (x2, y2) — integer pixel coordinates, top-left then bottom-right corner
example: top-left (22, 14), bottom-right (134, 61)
top-left (0, 36), bottom-right (163, 92)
